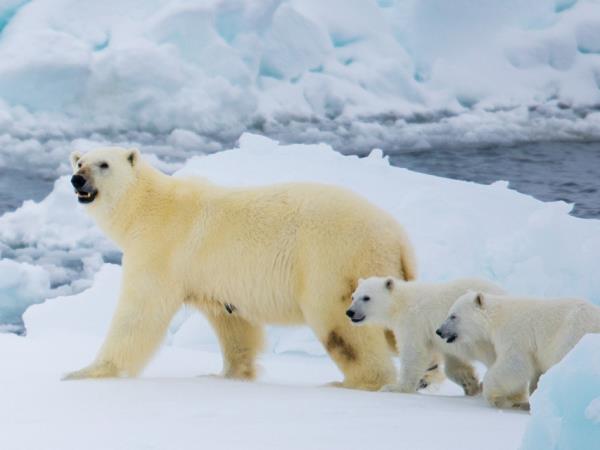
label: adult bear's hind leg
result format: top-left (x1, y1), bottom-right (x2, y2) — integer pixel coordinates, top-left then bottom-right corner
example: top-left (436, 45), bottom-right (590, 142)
top-left (205, 309), bottom-right (265, 380)
top-left (302, 299), bottom-right (395, 391)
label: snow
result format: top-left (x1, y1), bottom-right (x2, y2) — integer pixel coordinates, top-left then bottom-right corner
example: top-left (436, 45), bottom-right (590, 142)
top-left (0, 0), bottom-right (599, 172)
top-left (520, 334), bottom-right (600, 450)
top-left (0, 264), bottom-right (529, 450)
top-left (2, 133), bottom-right (600, 334)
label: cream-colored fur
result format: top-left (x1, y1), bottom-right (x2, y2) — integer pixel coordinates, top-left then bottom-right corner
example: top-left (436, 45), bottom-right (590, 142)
top-left (445, 291), bottom-right (600, 409)
top-left (348, 277), bottom-right (504, 394)
top-left (64, 147), bottom-right (417, 390)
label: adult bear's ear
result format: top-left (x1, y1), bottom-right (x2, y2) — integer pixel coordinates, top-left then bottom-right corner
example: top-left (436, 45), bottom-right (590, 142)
top-left (475, 293), bottom-right (485, 308)
top-left (70, 151), bottom-right (82, 170)
top-left (127, 148), bottom-right (140, 167)
top-left (385, 278), bottom-right (394, 291)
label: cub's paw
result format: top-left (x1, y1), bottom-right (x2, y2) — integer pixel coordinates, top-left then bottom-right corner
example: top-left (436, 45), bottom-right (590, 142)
top-left (488, 395), bottom-right (530, 411)
top-left (462, 378), bottom-right (482, 396)
top-left (418, 364), bottom-right (445, 391)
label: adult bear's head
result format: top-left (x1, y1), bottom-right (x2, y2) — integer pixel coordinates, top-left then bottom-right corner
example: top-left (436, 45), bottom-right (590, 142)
top-left (70, 147), bottom-right (141, 208)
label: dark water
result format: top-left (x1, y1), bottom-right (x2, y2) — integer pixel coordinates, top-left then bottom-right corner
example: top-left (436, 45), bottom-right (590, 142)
top-left (388, 142), bottom-right (600, 219)
top-left (0, 142), bottom-right (598, 218)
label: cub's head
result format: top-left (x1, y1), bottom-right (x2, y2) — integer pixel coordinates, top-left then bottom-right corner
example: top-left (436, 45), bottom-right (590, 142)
top-left (346, 277), bottom-right (396, 326)
top-left (70, 147), bottom-right (141, 207)
top-left (436, 291), bottom-right (488, 345)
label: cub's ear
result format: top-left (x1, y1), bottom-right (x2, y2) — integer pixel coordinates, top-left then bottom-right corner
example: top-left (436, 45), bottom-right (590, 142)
top-left (127, 148), bottom-right (141, 167)
top-left (70, 151), bottom-right (82, 170)
top-left (474, 293), bottom-right (485, 308)
top-left (385, 278), bottom-right (394, 291)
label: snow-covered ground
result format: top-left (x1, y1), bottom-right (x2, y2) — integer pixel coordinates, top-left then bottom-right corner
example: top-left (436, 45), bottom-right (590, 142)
top-left (1, 264), bottom-right (530, 450)
top-left (0, 0), bottom-right (600, 172)
top-left (1, 134), bottom-right (599, 449)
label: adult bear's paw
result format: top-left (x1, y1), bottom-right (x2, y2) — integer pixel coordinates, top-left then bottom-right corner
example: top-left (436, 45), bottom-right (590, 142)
top-left (62, 361), bottom-right (120, 380)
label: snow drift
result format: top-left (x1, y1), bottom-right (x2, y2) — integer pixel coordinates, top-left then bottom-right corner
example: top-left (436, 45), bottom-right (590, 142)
top-left (520, 334), bottom-right (600, 450)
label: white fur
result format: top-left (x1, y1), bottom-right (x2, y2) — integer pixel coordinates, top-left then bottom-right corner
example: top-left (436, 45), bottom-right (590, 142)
top-left (446, 291), bottom-right (600, 409)
top-left (348, 277), bottom-right (504, 394)
top-left (63, 147), bottom-right (417, 390)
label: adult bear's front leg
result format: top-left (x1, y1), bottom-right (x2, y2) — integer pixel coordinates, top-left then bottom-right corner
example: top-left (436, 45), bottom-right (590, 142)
top-left (63, 265), bottom-right (180, 380)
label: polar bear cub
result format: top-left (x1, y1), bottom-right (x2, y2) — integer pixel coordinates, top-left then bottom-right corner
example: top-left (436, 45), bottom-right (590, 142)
top-left (439, 291), bottom-right (600, 409)
top-left (347, 277), bottom-right (504, 394)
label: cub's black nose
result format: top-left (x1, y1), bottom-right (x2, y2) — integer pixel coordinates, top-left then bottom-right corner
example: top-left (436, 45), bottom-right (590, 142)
top-left (346, 309), bottom-right (355, 318)
top-left (71, 174), bottom-right (86, 189)
top-left (435, 328), bottom-right (443, 337)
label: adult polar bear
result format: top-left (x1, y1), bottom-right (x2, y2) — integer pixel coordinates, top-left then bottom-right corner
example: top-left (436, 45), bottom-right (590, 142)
top-left (65, 147), bottom-right (417, 390)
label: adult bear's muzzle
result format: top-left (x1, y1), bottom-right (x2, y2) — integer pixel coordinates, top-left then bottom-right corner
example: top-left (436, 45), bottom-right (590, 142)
top-left (71, 174), bottom-right (98, 204)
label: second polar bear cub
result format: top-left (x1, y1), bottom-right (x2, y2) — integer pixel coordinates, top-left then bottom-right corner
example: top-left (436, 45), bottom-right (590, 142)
top-left (439, 291), bottom-right (600, 409)
top-left (347, 277), bottom-right (504, 394)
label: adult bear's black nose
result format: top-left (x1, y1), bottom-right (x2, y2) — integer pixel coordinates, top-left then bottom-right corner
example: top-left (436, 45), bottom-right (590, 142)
top-left (71, 174), bottom-right (86, 189)
top-left (346, 309), bottom-right (355, 318)
top-left (435, 328), bottom-right (443, 337)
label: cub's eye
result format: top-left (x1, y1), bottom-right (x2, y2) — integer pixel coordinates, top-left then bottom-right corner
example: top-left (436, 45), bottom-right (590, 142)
top-left (450, 314), bottom-right (456, 320)
top-left (77, 162), bottom-right (82, 168)
top-left (99, 162), bottom-right (109, 169)
top-left (363, 296), bottom-right (370, 302)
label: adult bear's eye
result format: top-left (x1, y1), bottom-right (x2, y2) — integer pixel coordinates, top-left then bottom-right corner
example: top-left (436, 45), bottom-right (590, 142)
top-left (363, 296), bottom-right (370, 302)
top-left (99, 162), bottom-right (109, 169)
top-left (450, 314), bottom-right (456, 320)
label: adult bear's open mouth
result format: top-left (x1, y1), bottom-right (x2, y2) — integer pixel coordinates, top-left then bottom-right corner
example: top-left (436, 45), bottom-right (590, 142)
top-left (75, 188), bottom-right (98, 204)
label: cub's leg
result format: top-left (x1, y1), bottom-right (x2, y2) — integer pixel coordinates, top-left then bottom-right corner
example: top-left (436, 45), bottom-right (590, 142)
top-left (382, 332), bottom-right (443, 391)
top-left (205, 309), bottom-right (265, 380)
top-left (483, 353), bottom-right (533, 410)
top-left (444, 354), bottom-right (481, 396)
top-left (64, 267), bottom-right (180, 380)
top-left (418, 355), bottom-right (446, 390)
top-left (383, 337), bottom-right (432, 393)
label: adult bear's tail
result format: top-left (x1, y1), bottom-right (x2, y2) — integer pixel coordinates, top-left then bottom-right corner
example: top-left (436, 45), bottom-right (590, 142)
top-left (400, 238), bottom-right (417, 281)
